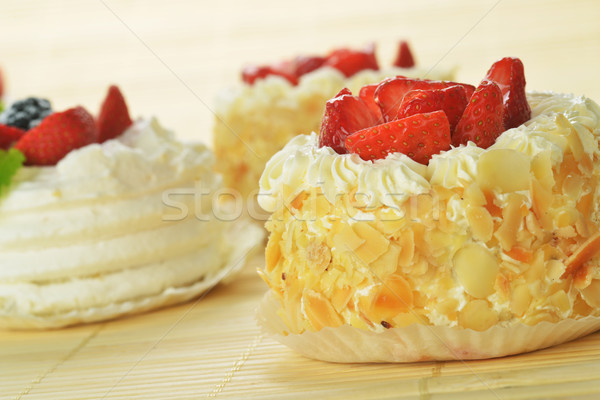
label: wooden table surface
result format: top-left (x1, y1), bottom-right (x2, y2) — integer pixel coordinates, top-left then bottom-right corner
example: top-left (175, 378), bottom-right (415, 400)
top-left (2, 0), bottom-right (600, 399)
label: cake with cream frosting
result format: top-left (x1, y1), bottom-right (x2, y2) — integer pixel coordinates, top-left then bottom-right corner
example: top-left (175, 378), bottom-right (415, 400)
top-left (256, 58), bottom-right (600, 362)
top-left (0, 86), bottom-right (263, 329)
top-left (213, 42), bottom-right (455, 204)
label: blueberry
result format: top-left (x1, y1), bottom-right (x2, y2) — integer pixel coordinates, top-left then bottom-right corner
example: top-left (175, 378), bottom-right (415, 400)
top-left (0, 97), bottom-right (53, 130)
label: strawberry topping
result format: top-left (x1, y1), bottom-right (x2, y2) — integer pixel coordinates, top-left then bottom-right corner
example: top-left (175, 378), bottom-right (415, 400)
top-left (393, 40), bottom-right (415, 68)
top-left (97, 85), bottom-right (133, 143)
top-left (319, 57), bottom-right (531, 164)
top-left (484, 57), bottom-right (531, 129)
top-left (374, 77), bottom-right (475, 122)
top-left (453, 80), bottom-right (504, 149)
top-left (319, 88), bottom-right (381, 154)
top-left (242, 65), bottom-right (298, 86)
top-left (0, 125), bottom-right (25, 150)
top-left (323, 44), bottom-right (379, 78)
top-left (345, 110), bottom-right (451, 164)
top-left (15, 106), bottom-right (97, 166)
top-left (397, 85), bottom-right (468, 132)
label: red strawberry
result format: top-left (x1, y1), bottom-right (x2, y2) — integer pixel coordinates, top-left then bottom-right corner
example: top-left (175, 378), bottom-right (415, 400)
top-left (0, 124), bottom-right (25, 149)
top-left (453, 80), bottom-right (504, 149)
top-left (375, 77), bottom-right (475, 122)
top-left (97, 85), bottom-right (133, 143)
top-left (241, 65), bottom-right (298, 86)
top-left (15, 106), bottom-right (97, 166)
top-left (397, 85), bottom-right (468, 132)
top-left (484, 57), bottom-right (531, 129)
top-left (323, 44), bottom-right (379, 78)
top-left (345, 110), bottom-right (451, 164)
top-left (293, 55), bottom-right (326, 77)
top-left (319, 88), bottom-right (381, 154)
top-left (358, 84), bottom-right (383, 120)
top-left (392, 40), bottom-right (415, 68)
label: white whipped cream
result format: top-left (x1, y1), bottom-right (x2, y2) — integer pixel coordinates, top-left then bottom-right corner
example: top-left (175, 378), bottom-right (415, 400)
top-left (259, 92), bottom-right (600, 213)
top-left (0, 118), bottom-right (226, 283)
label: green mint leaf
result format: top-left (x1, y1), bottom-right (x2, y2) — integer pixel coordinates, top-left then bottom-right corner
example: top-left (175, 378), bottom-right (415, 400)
top-left (0, 148), bottom-right (25, 193)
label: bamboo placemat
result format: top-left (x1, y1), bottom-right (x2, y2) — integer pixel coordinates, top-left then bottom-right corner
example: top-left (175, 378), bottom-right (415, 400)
top-left (1, 0), bottom-right (600, 399)
top-left (2, 253), bottom-right (600, 400)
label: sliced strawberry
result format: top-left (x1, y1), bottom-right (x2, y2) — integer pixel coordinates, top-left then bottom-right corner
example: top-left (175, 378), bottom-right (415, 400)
top-left (0, 124), bottom-right (25, 149)
top-left (241, 65), bottom-right (298, 86)
top-left (323, 44), bottom-right (379, 78)
top-left (97, 85), bottom-right (133, 143)
top-left (392, 40), bottom-right (415, 68)
top-left (397, 85), bottom-right (468, 132)
top-left (375, 77), bottom-right (475, 122)
top-left (345, 110), bottom-right (451, 164)
top-left (293, 55), bottom-right (326, 77)
top-left (358, 84), bottom-right (383, 120)
top-left (484, 57), bottom-right (531, 129)
top-left (453, 80), bottom-right (504, 149)
top-left (319, 88), bottom-right (381, 154)
top-left (15, 106), bottom-right (97, 166)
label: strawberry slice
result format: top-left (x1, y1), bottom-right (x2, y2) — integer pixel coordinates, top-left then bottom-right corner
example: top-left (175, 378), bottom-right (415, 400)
top-left (484, 57), bottom-right (531, 129)
top-left (319, 88), bottom-right (381, 154)
top-left (293, 55), bottom-right (326, 77)
top-left (241, 65), bottom-right (298, 86)
top-left (345, 110), bottom-right (451, 164)
top-left (453, 80), bottom-right (504, 149)
top-left (97, 85), bottom-right (134, 143)
top-left (323, 44), bottom-right (379, 78)
top-left (392, 40), bottom-right (415, 68)
top-left (15, 106), bottom-right (97, 166)
top-left (0, 124), bottom-right (25, 150)
top-left (397, 85), bottom-right (468, 132)
top-left (358, 84), bottom-right (383, 120)
top-left (375, 77), bottom-right (475, 122)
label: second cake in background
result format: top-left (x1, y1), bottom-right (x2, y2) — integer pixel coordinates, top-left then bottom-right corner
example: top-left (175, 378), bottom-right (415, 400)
top-left (213, 41), bottom-right (455, 208)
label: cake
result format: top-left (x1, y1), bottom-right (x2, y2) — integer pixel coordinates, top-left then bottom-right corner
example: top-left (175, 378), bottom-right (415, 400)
top-left (213, 42), bottom-right (455, 206)
top-left (256, 57), bottom-right (600, 362)
top-left (0, 86), bottom-right (263, 330)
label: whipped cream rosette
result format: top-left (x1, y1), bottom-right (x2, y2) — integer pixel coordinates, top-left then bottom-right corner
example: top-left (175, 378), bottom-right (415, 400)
top-left (213, 42), bottom-right (455, 203)
top-left (255, 57), bottom-right (600, 362)
top-left (0, 88), bottom-right (264, 330)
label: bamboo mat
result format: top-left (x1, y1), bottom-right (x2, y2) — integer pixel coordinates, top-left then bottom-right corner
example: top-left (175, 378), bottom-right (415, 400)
top-left (2, 254), bottom-right (600, 399)
top-left (2, 0), bottom-right (600, 399)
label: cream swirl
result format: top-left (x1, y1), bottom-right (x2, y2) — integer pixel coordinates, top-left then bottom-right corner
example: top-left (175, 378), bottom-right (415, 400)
top-left (0, 118), bottom-right (226, 283)
top-left (259, 92), bottom-right (600, 214)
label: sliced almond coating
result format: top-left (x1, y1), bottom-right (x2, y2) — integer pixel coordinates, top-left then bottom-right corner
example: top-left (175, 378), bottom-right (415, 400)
top-left (265, 231), bottom-right (282, 272)
top-left (561, 230), bottom-right (600, 278)
top-left (531, 150), bottom-right (556, 190)
top-left (397, 229), bottom-right (415, 267)
top-left (494, 193), bottom-right (526, 251)
top-left (370, 243), bottom-right (401, 277)
top-left (435, 298), bottom-right (459, 321)
top-left (466, 206), bottom-right (494, 242)
top-left (458, 300), bottom-right (498, 331)
top-left (550, 290), bottom-right (571, 313)
top-left (453, 243), bottom-right (499, 299)
top-left (302, 289), bottom-right (344, 331)
top-left (370, 274), bottom-right (414, 322)
top-left (333, 223), bottom-right (365, 252)
top-left (306, 240), bottom-right (331, 273)
top-left (352, 222), bottom-right (390, 264)
top-left (464, 183), bottom-right (487, 207)
top-left (580, 279), bottom-right (600, 308)
top-left (331, 285), bottom-right (353, 313)
top-left (477, 149), bottom-right (531, 193)
top-left (511, 284), bottom-right (532, 317)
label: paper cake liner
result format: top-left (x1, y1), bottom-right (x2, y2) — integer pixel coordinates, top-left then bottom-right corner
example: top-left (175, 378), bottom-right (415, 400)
top-left (257, 291), bottom-right (600, 363)
top-left (0, 219), bottom-right (264, 330)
